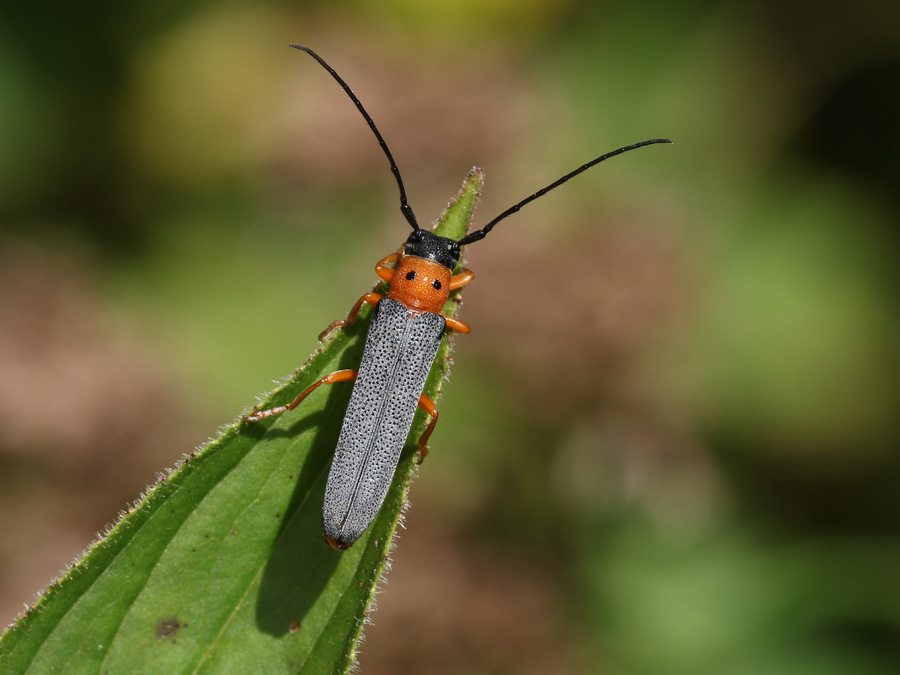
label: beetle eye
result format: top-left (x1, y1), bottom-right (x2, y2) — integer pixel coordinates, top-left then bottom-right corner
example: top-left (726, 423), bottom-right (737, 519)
top-left (432, 279), bottom-right (441, 290)
top-left (405, 270), bottom-right (416, 281)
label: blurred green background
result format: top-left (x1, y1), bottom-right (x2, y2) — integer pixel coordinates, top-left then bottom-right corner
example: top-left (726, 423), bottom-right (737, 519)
top-left (1, 0), bottom-right (899, 672)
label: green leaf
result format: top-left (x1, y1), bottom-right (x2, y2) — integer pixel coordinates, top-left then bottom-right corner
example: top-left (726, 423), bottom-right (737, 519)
top-left (0, 169), bottom-right (484, 674)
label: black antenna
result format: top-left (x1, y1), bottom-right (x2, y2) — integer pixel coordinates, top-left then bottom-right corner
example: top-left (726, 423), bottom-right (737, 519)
top-left (291, 44), bottom-right (420, 231)
top-left (457, 138), bottom-right (673, 246)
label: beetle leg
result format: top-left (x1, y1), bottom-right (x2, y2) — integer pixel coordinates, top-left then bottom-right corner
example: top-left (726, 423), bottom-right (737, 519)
top-left (449, 267), bottom-right (474, 290)
top-left (244, 369), bottom-right (358, 422)
top-left (322, 251), bottom-right (401, 339)
top-left (444, 316), bottom-right (471, 333)
top-left (319, 292), bottom-right (383, 340)
top-left (444, 268), bottom-right (474, 333)
top-left (414, 393), bottom-right (439, 463)
top-left (374, 251), bottom-right (401, 283)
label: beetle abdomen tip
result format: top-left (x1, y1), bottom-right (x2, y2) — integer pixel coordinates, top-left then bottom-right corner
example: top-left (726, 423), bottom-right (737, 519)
top-left (325, 534), bottom-right (353, 551)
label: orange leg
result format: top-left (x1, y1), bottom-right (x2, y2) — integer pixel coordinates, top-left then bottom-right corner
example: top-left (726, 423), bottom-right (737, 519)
top-left (444, 267), bottom-right (474, 332)
top-left (318, 292), bottom-right (382, 340)
top-left (445, 316), bottom-right (471, 333)
top-left (449, 268), bottom-right (475, 290)
top-left (319, 251), bottom-right (402, 341)
top-left (415, 393), bottom-right (439, 463)
top-left (244, 369), bottom-right (357, 422)
top-left (374, 251), bottom-right (401, 283)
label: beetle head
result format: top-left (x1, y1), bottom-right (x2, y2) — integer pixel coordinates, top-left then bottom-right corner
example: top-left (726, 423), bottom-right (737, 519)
top-left (404, 229), bottom-right (461, 270)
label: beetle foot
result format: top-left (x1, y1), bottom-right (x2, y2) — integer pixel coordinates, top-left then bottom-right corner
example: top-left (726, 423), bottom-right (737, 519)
top-left (318, 320), bottom-right (347, 342)
top-left (244, 405), bottom-right (287, 422)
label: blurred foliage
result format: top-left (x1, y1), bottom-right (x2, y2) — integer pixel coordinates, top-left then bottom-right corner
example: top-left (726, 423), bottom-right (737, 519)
top-left (1, 0), bottom-right (899, 672)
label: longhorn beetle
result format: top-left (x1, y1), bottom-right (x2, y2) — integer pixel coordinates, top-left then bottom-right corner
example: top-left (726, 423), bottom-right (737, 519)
top-left (245, 44), bottom-right (672, 550)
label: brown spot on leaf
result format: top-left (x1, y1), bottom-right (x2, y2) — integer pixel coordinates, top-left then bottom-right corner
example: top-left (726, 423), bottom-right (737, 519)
top-left (155, 617), bottom-right (181, 639)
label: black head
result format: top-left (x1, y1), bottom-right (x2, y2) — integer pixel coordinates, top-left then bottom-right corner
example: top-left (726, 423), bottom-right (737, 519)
top-left (404, 229), bottom-right (461, 270)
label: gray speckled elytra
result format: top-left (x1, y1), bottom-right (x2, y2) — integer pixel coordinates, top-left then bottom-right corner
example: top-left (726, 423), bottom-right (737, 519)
top-left (323, 298), bottom-right (446, 548)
